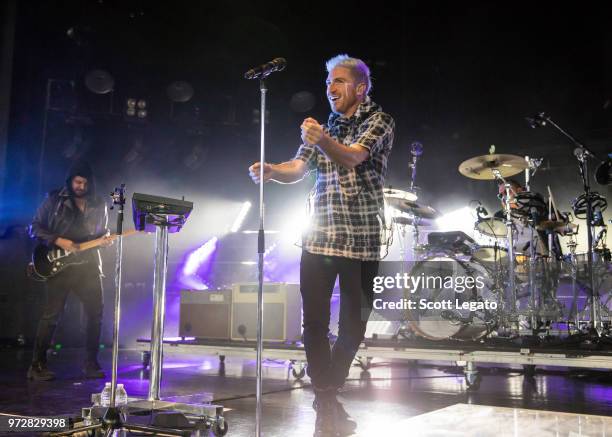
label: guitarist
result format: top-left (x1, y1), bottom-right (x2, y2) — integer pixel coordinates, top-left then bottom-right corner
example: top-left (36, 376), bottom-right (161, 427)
top-left (28, 160), bottom-right (112, 381)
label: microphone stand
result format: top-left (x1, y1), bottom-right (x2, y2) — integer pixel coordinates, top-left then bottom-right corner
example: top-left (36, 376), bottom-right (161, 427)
top-left (530, 113), bottom-right (603, 334)
top-left (245, 59), bottom-right (285, 437)
top-left (256, 76), bottom-right (267, 437)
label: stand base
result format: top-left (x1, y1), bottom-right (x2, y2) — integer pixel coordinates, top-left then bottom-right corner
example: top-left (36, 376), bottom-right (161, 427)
top-left (51, 399), bottom-right (227, 437)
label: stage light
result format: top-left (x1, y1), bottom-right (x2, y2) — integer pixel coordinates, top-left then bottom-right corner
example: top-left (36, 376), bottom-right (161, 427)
top-left (125, 98), bottom-right (148, 121)
top-left (180, 237), bottom-right (218, 289)
top-left (167, 81), bottom-right (194, 103)
top-left (436, 206), bottom-right (475, 234)
top-left (281, 207), bottom-right (311, 245)
top-left (290, 91), bottom-right (315, 112)
top-left (230, 201), bottom-right (252, 233)
top-left (85, 69), bottom-right (114, 95)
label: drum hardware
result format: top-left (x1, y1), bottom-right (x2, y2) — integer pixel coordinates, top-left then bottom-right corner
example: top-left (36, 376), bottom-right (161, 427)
top-left (458, 153), bottom-right (528, 330)
top-left (385, 188), bottom-right (438, 262)
top-left (495, 170), bottom-right (519, 320)
top-left (527, 112), bottom-right (606, 334)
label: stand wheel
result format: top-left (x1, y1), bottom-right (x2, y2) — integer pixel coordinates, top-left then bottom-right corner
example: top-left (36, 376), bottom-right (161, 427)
top-left (357, 357), bottom-right (372, 370)
top-left (523, 364), bottom-right (536, 377)
top-left (465, 373), bottom-right (481, 391)
top-left (212, 419), bottom-right (228, 436)
top-left (292, 366), bottom-right (306, 380)
top-left (141, 351), bottom-right (151, 369)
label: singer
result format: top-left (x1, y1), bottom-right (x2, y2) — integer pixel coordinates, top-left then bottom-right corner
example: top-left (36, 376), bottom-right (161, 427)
top-left (248, 54), bottom-right (394, 436)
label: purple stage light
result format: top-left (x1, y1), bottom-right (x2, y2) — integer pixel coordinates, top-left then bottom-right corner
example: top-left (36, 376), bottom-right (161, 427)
top-left (179, 237), bottom-right (219, 289)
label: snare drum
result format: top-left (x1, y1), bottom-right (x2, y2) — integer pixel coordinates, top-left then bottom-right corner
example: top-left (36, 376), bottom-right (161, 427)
top-left (475, 217), bottom-right (507, 239)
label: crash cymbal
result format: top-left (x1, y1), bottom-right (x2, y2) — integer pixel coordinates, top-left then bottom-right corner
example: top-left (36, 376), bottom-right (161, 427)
top-left (458, 154), bottom-right (528, 180)
top-left (386, 197), bottom-right (440, 219)
top-left (383, 187), bottom-right (418, 201)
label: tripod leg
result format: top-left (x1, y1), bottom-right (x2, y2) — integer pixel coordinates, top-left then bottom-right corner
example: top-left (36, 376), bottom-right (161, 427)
top-left (49, 423), bottom-right (104, 436)
top-left (124, 423), bottom-right (189, 437)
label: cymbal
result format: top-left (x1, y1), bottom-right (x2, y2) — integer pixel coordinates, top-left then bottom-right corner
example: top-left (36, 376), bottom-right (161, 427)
top-left (383, 187), bottom-right (418, 202)
top-left (458, 154), bottom-right (528, 180)
top-left (386, 197), bottom-right (440, 219)
top-left (536, 220), bottom-right (579, 235)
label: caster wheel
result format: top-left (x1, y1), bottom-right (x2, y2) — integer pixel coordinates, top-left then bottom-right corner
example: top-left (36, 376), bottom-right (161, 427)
top-left (465, 373), bottom-right (481, 391)
top-left (523, 364), bottom-right (536, 377)
top-left (141, 351), bottom-right (151, 369)
top-left (292, 367), bottom-right (306, 380)
top-left (358, 357), bottom-right (372, 370)
top-left (212, 420), bottom-right (228, 436)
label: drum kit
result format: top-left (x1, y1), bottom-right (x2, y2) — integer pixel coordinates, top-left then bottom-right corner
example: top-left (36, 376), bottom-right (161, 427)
top-left (384, 151), bottom-right (611, 342)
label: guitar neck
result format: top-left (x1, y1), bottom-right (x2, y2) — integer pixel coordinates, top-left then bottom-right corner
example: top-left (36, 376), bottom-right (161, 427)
top-left (77, 229), bottom-right (139, 251)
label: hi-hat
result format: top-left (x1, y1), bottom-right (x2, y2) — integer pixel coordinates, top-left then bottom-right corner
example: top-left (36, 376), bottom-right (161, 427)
top-left (459, 154), bottom-right (528, 180)
top-left (386, 198), bottom-right (439, 219)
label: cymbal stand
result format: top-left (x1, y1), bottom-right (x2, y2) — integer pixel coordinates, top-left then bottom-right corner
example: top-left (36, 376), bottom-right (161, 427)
top-left (493, 170), bottom-right (518, 323)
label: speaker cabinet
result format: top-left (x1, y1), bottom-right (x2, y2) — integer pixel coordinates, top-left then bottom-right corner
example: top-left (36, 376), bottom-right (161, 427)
top-left (230, 283), bottom-right (302, 342)
top-left (179, 289), bottom-right (232, 340)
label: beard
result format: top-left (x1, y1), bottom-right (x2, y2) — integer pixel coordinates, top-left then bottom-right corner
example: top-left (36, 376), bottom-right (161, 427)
top-left (73, 189), bottom-right (87, 198)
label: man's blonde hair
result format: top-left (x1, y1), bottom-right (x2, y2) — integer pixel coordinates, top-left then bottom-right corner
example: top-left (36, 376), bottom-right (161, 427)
top-left (325, 54), bottom-right (372, 95)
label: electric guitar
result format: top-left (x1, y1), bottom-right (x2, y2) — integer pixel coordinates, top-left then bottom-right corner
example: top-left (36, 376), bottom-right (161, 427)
top-left (28, 230), bottom-right (139, 281)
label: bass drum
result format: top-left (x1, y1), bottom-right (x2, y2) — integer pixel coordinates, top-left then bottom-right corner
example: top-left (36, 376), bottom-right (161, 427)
top-left (407, 254), bottom-right (500, 341)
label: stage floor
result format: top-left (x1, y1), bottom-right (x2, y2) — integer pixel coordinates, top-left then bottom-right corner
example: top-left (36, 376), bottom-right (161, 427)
top-left (0, 347), bottom-right (611, 436)
top-left (394, 403), bottom-right (612, 437)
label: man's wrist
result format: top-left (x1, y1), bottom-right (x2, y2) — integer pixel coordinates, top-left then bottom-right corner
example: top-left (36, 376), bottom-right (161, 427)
top-left (318, 132), bottom-right (332, 150)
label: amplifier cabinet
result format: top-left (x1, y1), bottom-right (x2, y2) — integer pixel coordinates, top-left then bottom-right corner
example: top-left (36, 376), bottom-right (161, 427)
top-left (230, 283), bottom-right (302, 342)
top-left (179, 289), bottom-right (232, 340)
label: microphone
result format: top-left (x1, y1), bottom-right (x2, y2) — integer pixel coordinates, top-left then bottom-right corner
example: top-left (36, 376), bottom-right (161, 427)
top-left (409, 142), bottom-right (423, 191)
top-left (410, 142), bottom-right (423, 157)
top-left (244, 58), bottom-right (287, 80)
top-left (525, 112), bottom-right (548, 129)
top-left (476, 201), bottom-right (489, 218)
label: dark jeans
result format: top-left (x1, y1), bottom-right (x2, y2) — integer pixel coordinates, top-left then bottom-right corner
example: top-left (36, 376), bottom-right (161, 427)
top-left (300, 250), bottom-right (378, 390)
top-left (32, 265), bottom-right (104, 364)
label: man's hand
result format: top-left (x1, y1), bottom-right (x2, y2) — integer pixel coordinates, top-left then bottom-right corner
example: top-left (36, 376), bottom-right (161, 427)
top-left (100, 234), bottom-right (114, 248)
top-left (54, 237), bottom-right (80, 252)
top-left (249, 162), bottom-right (275, 183)
top-left (301, 118), bottom-right (327, 146)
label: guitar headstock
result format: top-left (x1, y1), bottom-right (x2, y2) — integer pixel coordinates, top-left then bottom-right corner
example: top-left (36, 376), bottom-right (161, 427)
top-left (110, 184), bottom-right (126, 210)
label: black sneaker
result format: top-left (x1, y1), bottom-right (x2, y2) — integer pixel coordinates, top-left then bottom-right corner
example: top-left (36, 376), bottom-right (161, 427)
top-left (314, 395), bottom-right (338, 437)
top-left (313, 396), bottom-right (356, 436)
top-left (27, 362), bottom-right (56, 381)
top-left (83, 360), bottom-right (105, 379)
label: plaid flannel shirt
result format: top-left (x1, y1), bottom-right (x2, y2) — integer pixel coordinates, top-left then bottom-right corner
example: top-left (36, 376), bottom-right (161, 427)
top-left (294, 97), bottom-right (395, 260)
